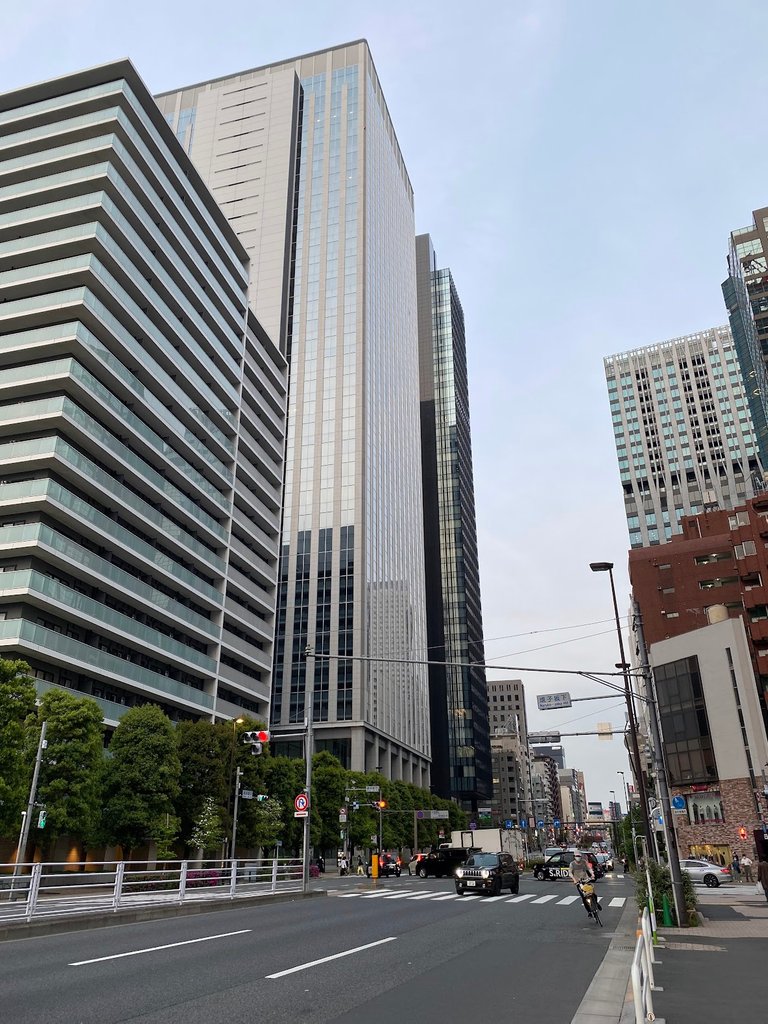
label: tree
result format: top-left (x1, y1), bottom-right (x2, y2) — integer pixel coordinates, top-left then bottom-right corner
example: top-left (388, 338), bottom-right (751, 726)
top-left (175, 720), bottom-right (229, 847)
top-left (189, 796), bottom-right (225, 856)
top-left (238, 796), bottom-right (284, 853)
top-left (102, 704), bottom-right (181, 855)
top-left (311, 751), bottom-right (347, 853)
top-left (0, 659), bottom-right (36, 840)
top-left (35, 688), bottom-right (104, 851)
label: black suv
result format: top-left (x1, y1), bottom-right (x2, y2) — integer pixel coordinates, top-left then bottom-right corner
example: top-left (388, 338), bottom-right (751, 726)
top-left (533, 850), bottom-right (603, 881)
top-left (455, 852), bottom-right (520, 896)
top-left (416, 847), bottom-right (473, 878)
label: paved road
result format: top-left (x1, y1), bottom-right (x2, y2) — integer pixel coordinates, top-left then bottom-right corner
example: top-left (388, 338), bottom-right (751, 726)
top-left (1, 872), bottom-right (630, 1024)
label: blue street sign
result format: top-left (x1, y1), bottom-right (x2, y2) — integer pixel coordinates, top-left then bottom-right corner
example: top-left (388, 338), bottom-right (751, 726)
top-left (537, 819), bottom-right (545, 828)
top-left (671, 795), bottom-right (685, 810)
top-left (553, 818), bottom-right (561, 828)
top-left (520, 818), bottom-right (527, 829)
top-left (469, 821), bottom-right (477, 830)
top-left (505, 819), bottom-right (513, 830)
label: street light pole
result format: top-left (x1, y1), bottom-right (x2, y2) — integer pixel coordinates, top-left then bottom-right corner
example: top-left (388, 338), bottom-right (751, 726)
top-left (303, 646), bottom-right (315, 893)
top-left (590, 562), bottom-right (655, 859)
top-left (11, 720), bottom-right (47, 896)
top-left (618, 769), bottom-right (635, 862)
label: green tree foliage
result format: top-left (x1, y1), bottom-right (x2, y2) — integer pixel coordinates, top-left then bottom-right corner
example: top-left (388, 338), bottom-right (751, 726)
top-left (311, 751), bottom-right (348, 851)
top-left (35, 689), bottom-right (104, 849)
top-left (0, 658), bottom-right (37, 840)
top-left (262, 756), bottom-right (305, 853)
top-left (190, 796), bottom-right (225, 855)
top-left (175, 720), bottom-right (229, 846)
top-left (102, 704), bottom-right (181, 854)
top-left (238, 796), bottom-right (284, 853)
top-left (635, 858), bottom-right (698, 925)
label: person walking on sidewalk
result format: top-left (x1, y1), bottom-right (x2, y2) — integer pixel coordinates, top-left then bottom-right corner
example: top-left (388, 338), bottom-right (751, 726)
top-left (757, 857), bottom-right (768, 903)
top-left (741, 854), bottom-right (753, 883)
top-left (731, 853), bottom-right (741, 881)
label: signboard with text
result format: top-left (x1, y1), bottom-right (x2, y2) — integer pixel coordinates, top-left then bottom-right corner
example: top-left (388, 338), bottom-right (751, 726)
top-left (537, 692), bottom-right (572, 711)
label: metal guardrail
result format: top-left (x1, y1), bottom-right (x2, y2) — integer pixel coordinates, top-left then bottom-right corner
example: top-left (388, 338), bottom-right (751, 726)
top-left (0, 857), bottom-right (304, 924)
top-left (630, 906), bottom-right (663, 1023)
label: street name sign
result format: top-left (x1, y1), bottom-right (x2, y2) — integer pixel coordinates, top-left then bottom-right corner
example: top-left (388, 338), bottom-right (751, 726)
top-left (537, 692), bottom-right (572, 710)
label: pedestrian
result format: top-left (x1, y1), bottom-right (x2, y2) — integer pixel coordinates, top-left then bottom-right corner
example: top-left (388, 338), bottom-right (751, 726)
top-left (732, 853), bottom-right (741, 881)
top-left (741, 854), bottom-right (754, 883)
top-left (339, 855), bottom-right (348, 876)
top-left (317, 855), bottom-right (325, 874)
top-left (356, 854), bottom-right (365, 876)
top-left (622, 855), bottom-right (628, 874)
top-left (757, 857), bottom-right (768, 904)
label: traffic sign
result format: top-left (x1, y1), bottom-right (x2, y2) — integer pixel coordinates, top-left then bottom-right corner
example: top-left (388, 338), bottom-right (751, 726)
top-left (294, 810), bottom-right (308, 818)
top-left (537, 820), bottom-right (545, 828)
top-left (241, 789), bottom-right (254, 800)
top-left (529, 731), bottom-right (561, 745)
top-left (537, 692), bottom-right (572, 710)
top-left (294, 793), bottom-right (309, 812)
top-left (469, 821), bottom-right (477, 830)
top-left (553, 818), bottom-right (561, 828)
top-left (339, 806), bottom-right (347, 815)
top-left (505, 819), bottom-right (513, 830)
top-left (520, 818), bottom-right (527, 829)
top-left (671, 795), bottom-right (685, 810)
top-left (339, 814), bottom-right (347, 823)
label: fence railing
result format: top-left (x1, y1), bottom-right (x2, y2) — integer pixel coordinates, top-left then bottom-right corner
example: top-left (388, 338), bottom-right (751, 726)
top-left (630, 906), bottom-right (663, 1023)
top-left (0, 857), bottom-right (304, 924)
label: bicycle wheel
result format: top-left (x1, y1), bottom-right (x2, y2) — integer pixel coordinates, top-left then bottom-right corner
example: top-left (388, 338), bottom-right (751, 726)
top-left (592, 902), bottom-right (603, 927)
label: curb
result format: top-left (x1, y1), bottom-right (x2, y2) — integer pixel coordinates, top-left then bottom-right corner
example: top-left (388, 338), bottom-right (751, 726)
top-left (571, 897), bottom-right (641, 1024)
top-left (0, 888), bottom-right (327, 943)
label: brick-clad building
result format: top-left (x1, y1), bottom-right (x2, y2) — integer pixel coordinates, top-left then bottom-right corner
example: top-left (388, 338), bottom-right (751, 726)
top-left (630, 499), bottom-right (768, 861)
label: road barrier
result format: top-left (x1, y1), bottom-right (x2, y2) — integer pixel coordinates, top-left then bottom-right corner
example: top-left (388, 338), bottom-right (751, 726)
top-left (630, 907), bottom-right (663, 1023)
top-left (0, 857), bottom-right (304, 924)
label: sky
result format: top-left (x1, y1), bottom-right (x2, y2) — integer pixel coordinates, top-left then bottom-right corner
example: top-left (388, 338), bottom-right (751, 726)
top-left (3, 0), bottom-right (768, 810)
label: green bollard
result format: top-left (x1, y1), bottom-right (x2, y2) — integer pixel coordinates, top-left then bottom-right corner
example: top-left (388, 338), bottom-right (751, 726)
top-left (662, 892), bottom-right (674, 927)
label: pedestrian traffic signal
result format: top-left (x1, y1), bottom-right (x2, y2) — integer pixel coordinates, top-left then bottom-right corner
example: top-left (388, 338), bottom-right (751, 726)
top-left (739, 826), bottom-right (748, 841)
top-left (37, 810), bottom-right (47, 829)
top-left (249, 741), bottom-right (263, 756)
top-left (256, 794), bottom-right (268, 801)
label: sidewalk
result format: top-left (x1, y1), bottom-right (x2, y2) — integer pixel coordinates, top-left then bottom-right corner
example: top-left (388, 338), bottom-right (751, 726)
top-left (649, 887), bottom-right (768, 1024)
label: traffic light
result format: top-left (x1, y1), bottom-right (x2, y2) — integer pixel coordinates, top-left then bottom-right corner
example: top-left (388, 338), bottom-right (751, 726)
top-left (250, 741), bottom-right (263, 756)
top-left (37, 810), bottom-right (47, 829)
top-left (242, 730), bottom-right (269, 756)
top-left (739, 826), bottom-right (748, 841)
top-left (256, 794), bottom-right (269, 802)
top-left (376, 800), bottom-right (387, 809)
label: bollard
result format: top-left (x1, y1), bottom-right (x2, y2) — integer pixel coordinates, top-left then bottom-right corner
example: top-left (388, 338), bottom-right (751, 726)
top-left (662, 891), bottom-right (674, 927)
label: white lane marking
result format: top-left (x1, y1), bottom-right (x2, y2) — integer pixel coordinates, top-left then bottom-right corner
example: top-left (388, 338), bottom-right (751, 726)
top-left (431, 893), bottom-right (459, 901)
top-left (381, 892), bottom-right (417, 900)
top-left (557, 895), bottom-right (582, 905)
top-left (406, 892), bottom-right (439, 900)
top-left (481, 895), bottom-right (510, 903)
top-left (531, 894), bottom-right (559, 905)
top-left (359, 890), bottom-right (403, 898)
top-left (335, 893), bottom-right (363, 898)
top-left (506, 893), bottom-right (534, 903)
top-left (69, 929), bottom-right (251, 966)
top-left (609, 897), bottom-right (627, 907)
top-left (266, 937), bottom-right (397, 979)
top-left (457, 894), bottom-right (481, 901)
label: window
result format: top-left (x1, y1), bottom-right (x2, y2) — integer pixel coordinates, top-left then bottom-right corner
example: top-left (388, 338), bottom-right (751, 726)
top-left (728, 511), bottom-right (749, 529)
top-left (734, 541), bottom-right (757, 559)
top-left (654, 655), bottom-right (716, 785)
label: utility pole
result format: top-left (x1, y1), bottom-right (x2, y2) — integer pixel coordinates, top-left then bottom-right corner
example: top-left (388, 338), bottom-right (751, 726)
top-left (11, 720), bottom-right (47, 896)
top-left (303, 646), bottom-right (315, 893)
top-left (633, 598), bottom-right (687, 927)
top-left (230, 766), bottom-right (243, 860)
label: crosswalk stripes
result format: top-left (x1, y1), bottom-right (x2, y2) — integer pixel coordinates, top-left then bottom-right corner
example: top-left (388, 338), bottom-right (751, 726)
top-left (328, 889), bottom-right (626, 910)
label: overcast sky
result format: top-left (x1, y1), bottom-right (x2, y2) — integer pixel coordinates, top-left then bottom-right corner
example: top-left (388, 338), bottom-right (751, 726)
top-left (4, 0), bottom-right (767, 810)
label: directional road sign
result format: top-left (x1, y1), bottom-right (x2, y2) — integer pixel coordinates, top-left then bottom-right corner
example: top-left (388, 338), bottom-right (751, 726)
top-left (520, 818), bottom-right (527, 829)
top-left (537, 820), bottom-right (545, 828)
top-left (553, 818), bottom-right (561, 828)
top-left (505, 819), bottom-right (513, 830)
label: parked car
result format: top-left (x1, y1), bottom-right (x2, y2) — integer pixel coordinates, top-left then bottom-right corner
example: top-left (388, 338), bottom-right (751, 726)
top-left (416, 847), bottom-right (473, 878)
top-left (455, 852), bottom-right (520, 896)
top-left (680, 858), bottom-right (732, 887)
top-left (407, 853), bottom-right (426, 875)
top-left (533, 850), bottom-right (603, 881)
top-left (367, 853), bottom-right (401, 877)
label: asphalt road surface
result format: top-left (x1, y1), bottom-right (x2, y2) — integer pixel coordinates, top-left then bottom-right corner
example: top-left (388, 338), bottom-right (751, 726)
top-left (1, 871), bottom-right (630, 1024)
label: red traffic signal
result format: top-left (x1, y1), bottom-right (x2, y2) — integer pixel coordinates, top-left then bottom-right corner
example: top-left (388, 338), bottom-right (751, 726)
top-left (254, 730), bottom-right (269, 743)
top-left (739, 826), bottom-right (748, 841)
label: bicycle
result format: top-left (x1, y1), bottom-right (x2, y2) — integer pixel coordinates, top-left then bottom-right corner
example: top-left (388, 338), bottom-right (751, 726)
top-left (576, 880), bottom-right (602, 927)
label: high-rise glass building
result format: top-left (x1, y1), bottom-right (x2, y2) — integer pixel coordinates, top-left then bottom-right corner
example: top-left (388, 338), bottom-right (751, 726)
top-left (604, 327), bottom-right (764, 548)
top-left (722, 207), bottom-right (768, 468)
top-left (416, 234), bottom-right (490, 808)
top-left (0, 61), bottom-right (287, 725)
top-left (157, 42), bottom-right (430, 782)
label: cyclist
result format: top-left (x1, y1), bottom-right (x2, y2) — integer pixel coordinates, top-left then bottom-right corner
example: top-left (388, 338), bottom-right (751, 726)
top-left (569, 851), bottom-right (602, 917)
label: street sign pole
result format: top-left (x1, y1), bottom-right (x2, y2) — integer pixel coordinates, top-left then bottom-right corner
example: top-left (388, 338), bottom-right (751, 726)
top-left (11, 720), bottom-right (47, 898)
top-left (230, 766), bottom-right (243, 859)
